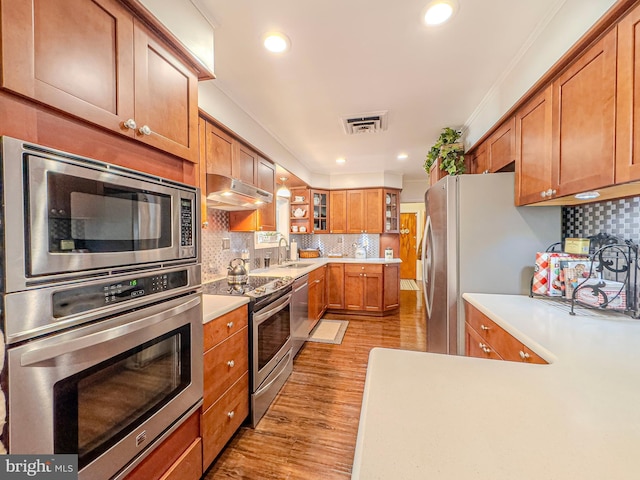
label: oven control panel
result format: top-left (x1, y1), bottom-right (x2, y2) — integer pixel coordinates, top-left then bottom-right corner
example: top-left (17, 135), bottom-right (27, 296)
top-left (52, 270), bottom-right (189, 318)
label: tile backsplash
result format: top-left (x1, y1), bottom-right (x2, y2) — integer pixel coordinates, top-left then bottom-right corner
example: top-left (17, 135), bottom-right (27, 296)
top-left (562, 196), bottom-right (640, 241)
top-left (201, 209), bottom-right (380, 282)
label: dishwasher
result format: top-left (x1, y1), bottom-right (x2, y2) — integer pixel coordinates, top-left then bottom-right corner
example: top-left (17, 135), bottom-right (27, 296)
top-left (291, 275), bottom-right (309, 358)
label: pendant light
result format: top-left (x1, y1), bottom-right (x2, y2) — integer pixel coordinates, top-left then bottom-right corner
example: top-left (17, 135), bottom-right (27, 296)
top-left (276, 177), bottom-right (291, 198)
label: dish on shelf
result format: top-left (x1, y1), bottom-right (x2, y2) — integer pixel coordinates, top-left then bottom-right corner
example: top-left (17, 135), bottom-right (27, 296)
top-left (314, 196), bottom-right (320, 205)
top-left (292, 208), bottom-right (306, 218)
top-left (294, 195), bottom-right (305, 202)
top-left (386, 194), bottom-right (391, 205)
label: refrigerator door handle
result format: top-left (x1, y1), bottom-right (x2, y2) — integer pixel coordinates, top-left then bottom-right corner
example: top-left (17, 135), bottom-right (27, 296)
top-left (421, 215), bottom-right (434, 318)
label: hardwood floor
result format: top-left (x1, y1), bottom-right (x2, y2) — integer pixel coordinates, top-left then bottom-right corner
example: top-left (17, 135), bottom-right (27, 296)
top-left (204, 289), bottom-right (426, 479)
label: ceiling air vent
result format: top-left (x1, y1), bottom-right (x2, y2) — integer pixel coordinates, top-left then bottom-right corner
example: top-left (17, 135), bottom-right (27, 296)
top-left (341, 110), bottom-right (388, 135)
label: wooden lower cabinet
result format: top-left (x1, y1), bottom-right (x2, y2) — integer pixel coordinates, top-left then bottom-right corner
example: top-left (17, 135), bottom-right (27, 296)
top-left (383, 263), bottom-right (400, 311)
top-left (124, 412), bottom-right (201, 480)
top-left (327, 263), bottom-right (345, 309)
top-left (308, 264), bottom-right (327, 326)
top-left (344, 264), bottom-right (383, 312)
top-left (201, 306), bottom-right (250, 470)
top-left (465, 302), bottom-right (546, 364)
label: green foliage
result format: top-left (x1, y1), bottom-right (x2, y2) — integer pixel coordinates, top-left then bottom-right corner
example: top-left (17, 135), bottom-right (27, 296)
top-left (424, 127), bottom-right (466, 176)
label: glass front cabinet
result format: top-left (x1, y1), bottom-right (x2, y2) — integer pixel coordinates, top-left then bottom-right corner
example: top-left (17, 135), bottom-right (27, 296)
top-left (384, 189), bottom-right (400, 233)
top-left (311, 189), bottom-right (329, 233)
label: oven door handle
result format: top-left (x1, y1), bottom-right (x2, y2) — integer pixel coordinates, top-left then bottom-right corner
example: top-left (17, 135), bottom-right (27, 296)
top-left (253, 292), bottom-right (292, 324)
top-left (20, 296), bottom-right (201, 366)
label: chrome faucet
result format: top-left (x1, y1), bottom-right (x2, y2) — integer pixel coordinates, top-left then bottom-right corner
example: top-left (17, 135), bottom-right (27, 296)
top-left (278, 236), bottom-right (289, 265)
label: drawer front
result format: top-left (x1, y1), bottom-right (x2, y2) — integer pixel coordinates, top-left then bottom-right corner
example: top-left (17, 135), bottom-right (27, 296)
top-left (202, 372), bottom-right (249, 468)
top-left (309, 264), bottom-right (326, 283)
top-left (344, 264), bottom-right (383, 275)
top-left (203, 327), bottom-right (249, 409)
top-left (204, 305), bottom-right (248, 351)
top-left (160, 438), bottom-right (202, 480)
top-left (466, 324), bottom-right (503, 360)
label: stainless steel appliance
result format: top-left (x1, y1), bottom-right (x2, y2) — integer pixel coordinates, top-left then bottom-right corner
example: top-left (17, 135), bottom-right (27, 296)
top-left (204, 276), bottom-right (294, 427)
top-left (6, 267), bottom-right (203, 480)
top-left (0, 137), bottom-right (203, 480)
top-left (420, 173), bottom-right (560, 355)
top-left (1, 136), bottom-right (198, 293)
top-left (290, 275), bottom-right (309, 357)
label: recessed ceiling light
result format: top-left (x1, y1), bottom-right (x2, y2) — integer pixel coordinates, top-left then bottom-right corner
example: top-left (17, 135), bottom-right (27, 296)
top-left (397, 153), bottom-right (409, 160)
top-left (574, 191), bottom-right (600, 200)
top-left (423, 0), bottom-right (458, 26)
top-left (336, 158), bottom-right (346, 164)
top-left (262, 32), bottom-right (291, 53)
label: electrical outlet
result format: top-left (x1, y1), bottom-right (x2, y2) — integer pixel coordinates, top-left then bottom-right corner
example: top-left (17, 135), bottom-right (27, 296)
top-left (222, 238), bottom-right (230, 250)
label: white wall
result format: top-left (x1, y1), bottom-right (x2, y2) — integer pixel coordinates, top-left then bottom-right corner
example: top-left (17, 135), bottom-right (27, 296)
top-left (464, 0), bottom-right (617, 148)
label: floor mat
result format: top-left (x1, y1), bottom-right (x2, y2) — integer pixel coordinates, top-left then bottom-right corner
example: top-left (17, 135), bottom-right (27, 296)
top-left (400, 279), bottom-right (419, 291)
top-left (308, 319), bottom-right (349, 344)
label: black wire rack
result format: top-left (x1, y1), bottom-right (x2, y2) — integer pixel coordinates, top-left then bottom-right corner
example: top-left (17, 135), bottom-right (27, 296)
top-left (530, 233), bottom-right (639, 318)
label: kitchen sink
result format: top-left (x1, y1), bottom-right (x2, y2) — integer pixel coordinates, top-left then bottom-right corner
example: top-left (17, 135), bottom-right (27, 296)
top-left (279, 262), bottom-right (314, 269)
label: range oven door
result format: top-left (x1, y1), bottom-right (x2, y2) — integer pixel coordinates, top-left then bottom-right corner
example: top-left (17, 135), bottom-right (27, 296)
top-left (1, 137), bottom-right (198, 293)
top-left (7, 293), bottom-right (203, 480)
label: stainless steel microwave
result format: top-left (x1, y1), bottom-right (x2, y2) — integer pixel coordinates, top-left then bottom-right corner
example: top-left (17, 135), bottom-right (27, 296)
top-left (1, 137), bottom-right (199, 293)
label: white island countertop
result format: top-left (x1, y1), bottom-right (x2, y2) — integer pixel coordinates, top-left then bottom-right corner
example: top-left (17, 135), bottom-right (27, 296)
top-left (352, 293), bottom-right (640, 480)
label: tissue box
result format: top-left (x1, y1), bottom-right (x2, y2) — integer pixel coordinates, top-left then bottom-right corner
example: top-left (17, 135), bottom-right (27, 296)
top-left (564, 238), bottom-right (590, 255)
top-left (574, 279), bottom-right (627, 310)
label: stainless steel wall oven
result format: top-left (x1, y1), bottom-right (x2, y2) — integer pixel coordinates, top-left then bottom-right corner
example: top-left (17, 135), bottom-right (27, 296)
top-left (0, 137), bottom-right (203, 480)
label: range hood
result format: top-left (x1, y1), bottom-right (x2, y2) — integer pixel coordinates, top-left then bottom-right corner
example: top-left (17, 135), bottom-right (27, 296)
top-left (206, 174), bottom-right (273, 211)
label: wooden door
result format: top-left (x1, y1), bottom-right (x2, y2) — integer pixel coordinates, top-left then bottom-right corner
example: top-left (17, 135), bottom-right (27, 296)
top-left (383, 263), bottom-right (400, 311)
top-left (204, 121), bottom-right (233, 177)
top-left (344, 269), bottom-right (364, 310)
top-left (487, 116), bottom-right (515, 172)
top-left (364, 189), bottom-right (383, 233)
top-left (617, 4), bottom-right (640, 183)
top-left (233, 142), bottom-right (257, 185)
top-left (399, 213), bottom-right (417, 279)
top-left (515, 86), bottom-right (553, 205)
top-left (1, 0), bottom-right (135, 132)
top-left (551, 29), bottom-right (616, 197)
top-left (134, 20), bottom-right (199, 162)
top-left (346, 190), bottom-right (365, 233)
top-left (327, 263), bottom-right (345, 309)
top-left (329, 190), bottom-right (347, 233)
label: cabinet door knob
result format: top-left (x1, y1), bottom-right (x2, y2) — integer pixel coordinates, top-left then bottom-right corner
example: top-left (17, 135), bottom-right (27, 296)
top-left (227, 321), bottom-right (234, 329)
top-left (123, 118), bottom-right (137, 130)
top-left (482, 347), bottom-right (491, 354)
top-left (227, 360), bottom-right (235, 368)
top-left (519, 350), bottom-right (530, 360)
top-left (139, 125), bottom-right (152, 136)
top-left (480, 324), bottom-right (490, 331)
top-left (540, 190), bottom-right (547, 198)
top-left (227, 411), bottom-right (235, 419)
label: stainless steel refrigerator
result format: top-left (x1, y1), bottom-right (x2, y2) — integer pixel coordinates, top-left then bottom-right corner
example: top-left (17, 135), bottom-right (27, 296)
top-left (420, 172), bottom-right (561, 355)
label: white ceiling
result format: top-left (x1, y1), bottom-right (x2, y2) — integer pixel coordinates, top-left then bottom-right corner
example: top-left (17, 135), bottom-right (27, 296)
top-left (196, 0), bottom-right (564, 180)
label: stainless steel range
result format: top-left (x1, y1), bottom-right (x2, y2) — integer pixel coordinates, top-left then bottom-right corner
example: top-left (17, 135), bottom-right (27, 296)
top-left (204, 276), bottom-right (294, 427)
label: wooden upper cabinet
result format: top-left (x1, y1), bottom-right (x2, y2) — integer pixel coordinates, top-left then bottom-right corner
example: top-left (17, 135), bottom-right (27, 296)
top-left (486, 116), bottom-right (515, 172)
top-left (330, 190), bottom-right (347, 233)
top-left (470, 142), bottom-right (488, 175)
top-left (233, 142), bottom-right (257, 185)
top-left (133, 21), bottom-right (198, 161)
top-left (0, 0), bottom-right (198, 162)
top-left (256, 157), bottom-right (275, 193)
top-left (551, 28), bottom-right (616, 197)
top-left (203, 121), bottom-right (233, 177)
top-left (515, 86), bottom-right (553, 205)
top-left (346, 189), bottom-right (383, 234)
top-left (616, 4), bottom-right (640, 183)
top-left (1, 0), bottom-right (135, 128)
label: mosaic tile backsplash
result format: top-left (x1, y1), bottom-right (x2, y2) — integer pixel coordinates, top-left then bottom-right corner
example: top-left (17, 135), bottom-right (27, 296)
top-left (201, 209), bottom-right (380, 283)
top-left (562, 197), bottom-right (640, 241)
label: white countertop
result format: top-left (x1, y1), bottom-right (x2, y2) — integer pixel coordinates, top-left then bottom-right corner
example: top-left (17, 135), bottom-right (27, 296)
top-left (202, 294), bottom-right (249, 324)
top-left (250, 257), bottom-right (401, 278)
top-left (352, 293), bottom-right (640, 480)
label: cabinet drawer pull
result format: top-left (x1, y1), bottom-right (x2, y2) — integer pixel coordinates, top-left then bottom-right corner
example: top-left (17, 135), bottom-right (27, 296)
top-left (227, 411), bottom-right (235, 419)
top-left (227, 321), bottom-right (234, 329)
top-left (227, 360), bottom-right (235, 368)
top-left (480, 324), bottom-right (490, 331)
top-left (482, 347), bottom-right (491, 354)
top-left (519, 350), bottom-right (530, 360)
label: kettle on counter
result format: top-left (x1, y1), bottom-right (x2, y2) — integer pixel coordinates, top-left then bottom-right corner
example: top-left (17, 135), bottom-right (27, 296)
top-left (354, 244), bottom-right (367, 259)
top-left (227, 258), bottom-right (248, 286)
